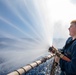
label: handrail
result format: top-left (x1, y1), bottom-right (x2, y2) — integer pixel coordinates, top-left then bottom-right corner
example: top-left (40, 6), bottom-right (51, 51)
top-left (7, 54), bottom-right (54, 75)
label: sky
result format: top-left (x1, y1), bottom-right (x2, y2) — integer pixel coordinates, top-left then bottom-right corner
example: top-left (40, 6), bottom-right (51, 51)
top-left (0, 0), bottom-right (76, 42)
top-left (0, 0), bottom-right (46, 39)
top-left (41, 0), bottom-right (76, 38)
top-left (48, 0), bottom-right (76, 23)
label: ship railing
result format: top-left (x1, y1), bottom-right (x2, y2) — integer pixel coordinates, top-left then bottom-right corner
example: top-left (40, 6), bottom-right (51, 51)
top-left (7, 54), bottom-right (55, 75)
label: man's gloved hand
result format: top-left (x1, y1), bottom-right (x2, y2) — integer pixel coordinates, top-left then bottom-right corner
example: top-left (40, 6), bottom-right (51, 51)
top-left (49, 46), bottom-right (71, 62)
top-left (54, 55), bottom-right (60, 64)
top-left (49, 46), bottom-right (64, 58)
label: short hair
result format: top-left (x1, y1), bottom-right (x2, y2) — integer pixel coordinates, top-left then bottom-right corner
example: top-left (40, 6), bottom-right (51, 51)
top-left (70, 20), bottom-right (76, 25)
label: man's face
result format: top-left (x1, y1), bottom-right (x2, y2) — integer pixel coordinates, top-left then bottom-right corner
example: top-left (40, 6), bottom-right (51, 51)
top-left (68, 23), bottom-right (76, 37)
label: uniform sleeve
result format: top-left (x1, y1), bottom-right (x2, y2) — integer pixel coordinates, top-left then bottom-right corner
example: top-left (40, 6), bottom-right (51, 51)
top-left (62, 44), bottom-right (76, 74)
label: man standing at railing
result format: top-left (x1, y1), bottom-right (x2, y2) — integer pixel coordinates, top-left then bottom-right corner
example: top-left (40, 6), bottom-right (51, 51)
top-left (54, 20), bottom-right (76, 75)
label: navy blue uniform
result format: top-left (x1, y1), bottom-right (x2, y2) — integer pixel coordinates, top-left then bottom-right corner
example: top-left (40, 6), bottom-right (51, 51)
top-left (60, 37), bottom-right (76, 75)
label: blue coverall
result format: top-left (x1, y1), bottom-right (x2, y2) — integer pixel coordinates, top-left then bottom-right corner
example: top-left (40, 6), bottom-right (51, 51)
top-left (60, 37), bottom-right (76, 75)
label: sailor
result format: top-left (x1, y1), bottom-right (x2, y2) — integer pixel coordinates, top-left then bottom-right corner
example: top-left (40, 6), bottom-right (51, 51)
top-left (55, 20), bottom-right (76, 75)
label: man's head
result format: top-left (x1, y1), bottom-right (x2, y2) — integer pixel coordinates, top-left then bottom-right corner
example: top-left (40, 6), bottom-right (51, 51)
top-left (68, 20), bottom-right (76, 38)
top-left (71, 20), bottom-right (76, 25)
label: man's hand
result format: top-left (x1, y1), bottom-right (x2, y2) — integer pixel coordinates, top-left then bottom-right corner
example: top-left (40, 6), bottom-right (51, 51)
top-left (54, 56), bottom-right (60, 64)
